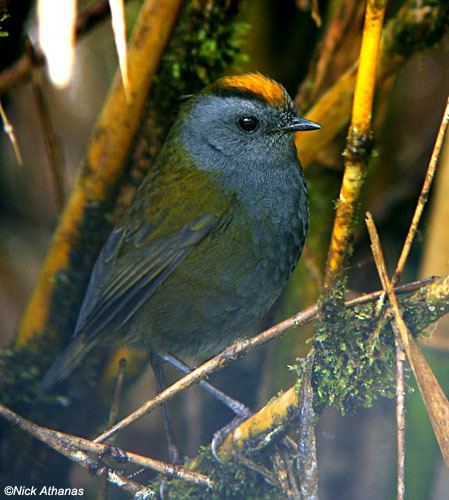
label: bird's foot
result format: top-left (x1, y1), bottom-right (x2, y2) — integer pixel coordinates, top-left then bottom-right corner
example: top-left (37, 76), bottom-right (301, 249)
top-left (211, 413), bottom-right (251, 463)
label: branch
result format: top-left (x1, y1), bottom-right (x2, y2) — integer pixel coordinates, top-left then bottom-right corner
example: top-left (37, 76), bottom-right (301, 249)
top-left (368, 96), bottom-right (449, 346)
top-left (28, 38), bottom-right (66, 212)
top-left (298, 0), bottom-right (449, 168)
top-left (322, 0), bottom-right (387, 291)
top-left (393, 97), bottom-right (449, 284)
top-left (366, 213), bottom-right (449, 468)
top-left (0, 403), bottom-right (154, 497)
top-left (93, 275), bottom-right (448, 445)
top-left (212, 274), bottom-right (449, 462)
top-left (0, 402), bottom-right (213, 489)
top-left (15, 0), bottom-right (182, 346)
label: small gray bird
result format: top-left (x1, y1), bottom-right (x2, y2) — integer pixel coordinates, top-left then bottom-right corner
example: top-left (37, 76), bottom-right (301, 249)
top-left (41, 73), bottom-right (320, 392)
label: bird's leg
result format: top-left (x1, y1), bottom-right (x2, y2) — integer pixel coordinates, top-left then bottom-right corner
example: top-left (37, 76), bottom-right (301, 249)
top-left (155, 352), bottom-right (252, 419)
top-left (149, 353), bottom-right (183, 465)
top-left (156, 353), bottom-right (298, 464)
top-left (155, 352), bottom-right (252, 462)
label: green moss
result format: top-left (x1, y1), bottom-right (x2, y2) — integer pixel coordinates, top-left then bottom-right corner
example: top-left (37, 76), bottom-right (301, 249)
top-left (151, 0), bottom-right (248, 122)
top-left (312, 277), bottom-right (392, 413)
top-left (153, 446), bottom-right (281, 499)
top-left (310, 276), bottom-right (449, 414)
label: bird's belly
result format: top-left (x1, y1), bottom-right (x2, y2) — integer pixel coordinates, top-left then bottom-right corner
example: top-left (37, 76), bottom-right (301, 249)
top-left (125, 214), bottom-right (304, 359)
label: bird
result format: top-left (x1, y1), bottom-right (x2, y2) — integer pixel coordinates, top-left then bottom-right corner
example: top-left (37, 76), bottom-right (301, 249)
top-left (41, 73), bottom-right (321, 393)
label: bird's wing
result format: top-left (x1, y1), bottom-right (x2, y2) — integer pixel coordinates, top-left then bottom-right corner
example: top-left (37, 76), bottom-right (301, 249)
top-left (74, 211), bottom-right (221, 341)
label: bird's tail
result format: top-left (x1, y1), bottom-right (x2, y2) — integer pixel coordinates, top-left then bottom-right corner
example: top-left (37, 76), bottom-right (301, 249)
top-left (40, 333), bottom-right (95, 393)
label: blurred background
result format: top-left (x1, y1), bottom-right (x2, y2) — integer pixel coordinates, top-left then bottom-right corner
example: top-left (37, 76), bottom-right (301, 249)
top-left (0, 0), bottom-right (448, 498)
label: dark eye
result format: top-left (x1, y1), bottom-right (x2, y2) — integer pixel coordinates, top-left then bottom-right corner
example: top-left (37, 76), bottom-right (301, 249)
top-left (237, 116), bottom-right (259, 132)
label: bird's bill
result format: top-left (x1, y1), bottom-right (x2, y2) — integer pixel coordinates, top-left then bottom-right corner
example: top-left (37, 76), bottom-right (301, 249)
top-left (279, 117), bottom-right (321, 132)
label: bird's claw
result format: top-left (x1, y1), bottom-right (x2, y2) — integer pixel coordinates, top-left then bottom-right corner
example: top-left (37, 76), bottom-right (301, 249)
top-left (211, 414), bottom-right (249, 463)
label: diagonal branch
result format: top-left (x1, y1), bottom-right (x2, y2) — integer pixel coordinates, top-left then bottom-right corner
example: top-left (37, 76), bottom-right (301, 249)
top-left (0, 401), bottom-right (213, 488)
top-left (198, 276), bottom-right (449, 462)
top-left (92, 275), bottom-right (448, 444)
top-left (0, 403), bottom-right (154, 496)
top-left (392, 97), bottom-right (449, 284)
top-left (368, 96), bottom-right (449, 347)
top-left (366, 213), bottom-right (449, 468)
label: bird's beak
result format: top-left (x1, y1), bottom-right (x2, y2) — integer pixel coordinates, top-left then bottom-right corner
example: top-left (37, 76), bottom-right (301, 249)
top-left (279, 117), bottom-right (321, 132)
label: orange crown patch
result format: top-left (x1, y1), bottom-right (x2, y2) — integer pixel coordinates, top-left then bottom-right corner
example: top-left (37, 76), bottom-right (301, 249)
top-left (217, 73), bottom-right (287, 108)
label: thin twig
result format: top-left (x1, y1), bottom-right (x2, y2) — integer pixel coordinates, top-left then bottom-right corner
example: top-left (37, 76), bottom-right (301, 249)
top-left (0, 99), bottom-right (23, 165)
top-left (0, 401), bottom-right (213, 488)
top-left (347, 276), bottom-right (437, 307)
top-left (93, 307), bottom-right (318, 443)
top-left (368, 97), bottom-right (449, 347)
top-left (366, 212), bottom-right (449, 469)
top-left (393, 97), bottom-right (449, 284)
top-left (395, 336), bottom-right (406, 500)
top-left (0, 403), bottom-right (154, 497)
top-left (93, 276), bottom-right (441, 443)
top-left (26, 39), bottom-right (66, 211)
top-left (99, 358), bottom-right (127, 500)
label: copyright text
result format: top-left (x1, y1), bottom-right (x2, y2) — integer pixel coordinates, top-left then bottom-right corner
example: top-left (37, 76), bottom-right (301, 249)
top-left (3, 485), bottom-right (84, 496)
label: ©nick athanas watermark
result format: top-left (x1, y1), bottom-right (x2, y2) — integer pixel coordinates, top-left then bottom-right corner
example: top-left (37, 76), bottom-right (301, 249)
top-left (4, 485), bottom-right (84, 496)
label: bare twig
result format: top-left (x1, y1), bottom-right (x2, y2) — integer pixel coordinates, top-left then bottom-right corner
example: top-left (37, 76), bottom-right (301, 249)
top-left (99, 357), bottom-right (127, 500)
top-left (346, 276), bottom-right (437, 307)
top-left (0, 402), bottom-right (213, 488)
top-left (0, 99), bottom-right (23, 165)
top-left (26, 38), bottom-right (66, 211)
top-left (93, 275), bottom-right (445, 443)
top-left (366, 212), bottom-right (449, 468)
top-left (93, 307), bottom-right (318, 443)
top-left (368, 97), bottom-right (449, 347)
top-left (393, 97), bottom-right (449, 284)
top-left (0, 403), bottom-right (154, 497)
top-left (395, 337), bottom-right (406, 500)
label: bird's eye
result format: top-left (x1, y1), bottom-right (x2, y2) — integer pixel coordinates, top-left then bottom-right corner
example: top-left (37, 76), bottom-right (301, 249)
top-left (237, 116), bottom-right (259, 132)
